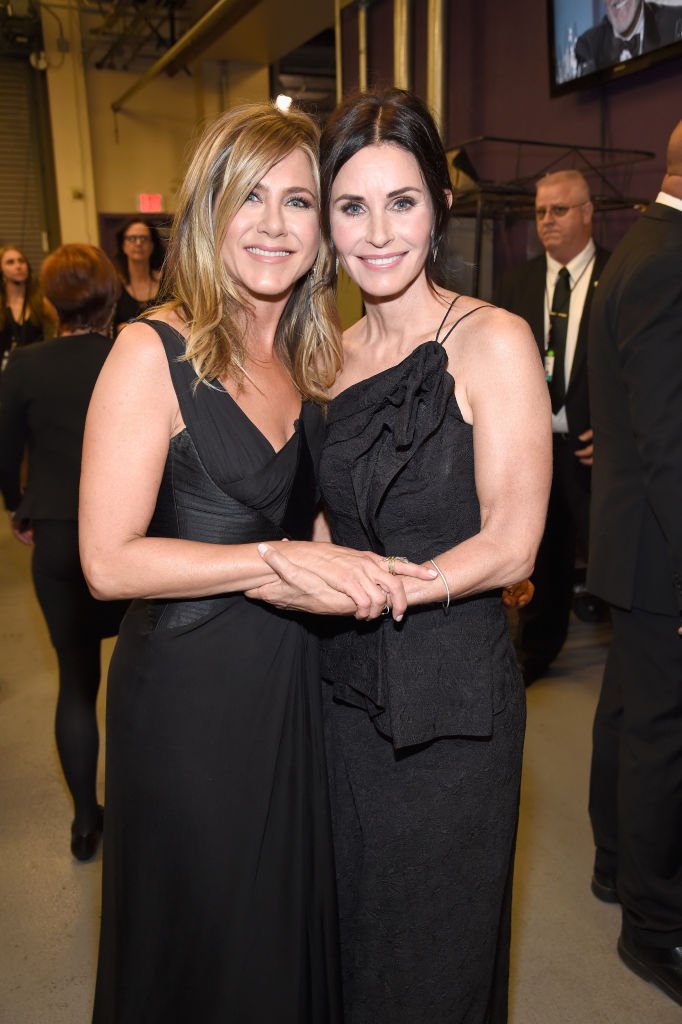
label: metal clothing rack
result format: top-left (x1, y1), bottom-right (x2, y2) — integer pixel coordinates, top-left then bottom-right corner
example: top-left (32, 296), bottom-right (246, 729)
top-left (446, 136), bottom-right (655, 296)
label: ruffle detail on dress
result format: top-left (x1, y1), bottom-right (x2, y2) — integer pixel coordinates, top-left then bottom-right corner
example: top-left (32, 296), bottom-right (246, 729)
top-left (328, 341), bottom-right (454, 552)
top-left (321, 341), bottom-right (516, 749)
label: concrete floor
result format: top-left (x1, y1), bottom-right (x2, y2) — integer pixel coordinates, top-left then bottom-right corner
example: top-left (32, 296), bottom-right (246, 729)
top-left (0, 515), bottom-right (677, 1023)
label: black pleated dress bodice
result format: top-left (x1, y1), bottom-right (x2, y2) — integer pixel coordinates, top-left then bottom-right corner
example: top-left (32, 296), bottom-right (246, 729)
top-left (320, 338), bottom-right (518, 749)
top-left (93, 321), bottom-right (341, 1024)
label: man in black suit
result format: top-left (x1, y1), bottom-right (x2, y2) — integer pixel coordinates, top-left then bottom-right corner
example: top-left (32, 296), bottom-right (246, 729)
top-left (495, 170), bottom-right (610, 684)
top-left (586, 122), bottom-right (682, 1006)
top-left (576, 0), bottom-right (682, 75)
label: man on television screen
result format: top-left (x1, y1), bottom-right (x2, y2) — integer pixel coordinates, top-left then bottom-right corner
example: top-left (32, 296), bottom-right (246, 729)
top-left (575, 0), bottom-right (682, 75)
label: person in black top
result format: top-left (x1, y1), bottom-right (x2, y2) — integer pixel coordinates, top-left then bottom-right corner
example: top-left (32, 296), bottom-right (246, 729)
top-left (254, 88), bottom-right (552, 1024)
top-left (112, 218), bottom-right (165, 333)
top-left (587, 119), bottom-right (682, 1007)
top-left (0, 244), bottom-right (127, 861)
top-left (0, 245), bottom-right (57, 371)
top-left (80, 103), bottom-right (432, 1023)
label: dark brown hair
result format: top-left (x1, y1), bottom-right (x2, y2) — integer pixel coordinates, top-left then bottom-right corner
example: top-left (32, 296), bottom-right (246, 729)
top-left (320, 89), bottom-right (452, 288)
top-left (40, 244), bottom-right (119, 333)
top-left (114, 218), bottom-right (165, 283)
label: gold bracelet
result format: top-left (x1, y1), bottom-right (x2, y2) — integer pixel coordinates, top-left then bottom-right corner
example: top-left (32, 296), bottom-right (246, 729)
top-left (429, 558), bottom-right (450, 613)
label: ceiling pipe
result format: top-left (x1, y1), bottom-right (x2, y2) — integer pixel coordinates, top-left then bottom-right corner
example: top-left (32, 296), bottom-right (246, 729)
top-left (111, 0), bottom-right (259, 112)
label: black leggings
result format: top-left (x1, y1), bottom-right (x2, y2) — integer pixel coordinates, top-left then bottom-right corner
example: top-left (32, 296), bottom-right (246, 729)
top-left (55, 643), bottom-right (102, 832)
top-left (31, 520), bottom-right (126, 830)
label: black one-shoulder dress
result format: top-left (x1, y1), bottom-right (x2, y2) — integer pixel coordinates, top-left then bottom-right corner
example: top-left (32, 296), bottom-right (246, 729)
top-left (92, 321), bottom-right (341, 1024)
top-left (319, 302), bottom-right (525, 1024)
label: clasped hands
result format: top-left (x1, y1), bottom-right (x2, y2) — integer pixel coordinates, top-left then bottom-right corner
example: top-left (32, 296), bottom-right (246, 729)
top-left (244, 540), bottom-right (437, 621)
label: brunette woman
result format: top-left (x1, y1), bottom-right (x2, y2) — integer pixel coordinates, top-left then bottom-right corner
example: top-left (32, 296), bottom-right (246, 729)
top-left (80, 103), bottom-right (431, 1023)
top-left (253, 89), bottom-right (552, 1024)
top-left (0, 244), bottom-right (126, 861)
top-left (0, 245), bottom-right (57, 370)
top-left (113, 218), bottom-right (164, 332)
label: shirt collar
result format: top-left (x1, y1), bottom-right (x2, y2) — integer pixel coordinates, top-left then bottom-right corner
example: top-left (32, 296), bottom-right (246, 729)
top-left (655, 191), bottom-right (682, 213)
top-left (546, 237), bottom-right (596, 282)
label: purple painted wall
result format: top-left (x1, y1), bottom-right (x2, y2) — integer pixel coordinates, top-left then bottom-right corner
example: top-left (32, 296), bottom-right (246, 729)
top-left (339, 0), bottom-right (682, 262)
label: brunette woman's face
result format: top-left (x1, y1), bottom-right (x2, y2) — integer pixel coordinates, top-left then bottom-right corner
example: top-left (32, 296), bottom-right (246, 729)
top-left (329, 143), bottom-right (434, 299)
top-left (1, 249), bottom-right (29, 284)
top-left (121, 222), bottom-right (153, 263)
top-left (220, 147), bottom-right (320, 303)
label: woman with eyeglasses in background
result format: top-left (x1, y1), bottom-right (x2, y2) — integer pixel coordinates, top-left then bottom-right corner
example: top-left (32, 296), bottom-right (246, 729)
top-left (113, 218), bottom-right (165, 334)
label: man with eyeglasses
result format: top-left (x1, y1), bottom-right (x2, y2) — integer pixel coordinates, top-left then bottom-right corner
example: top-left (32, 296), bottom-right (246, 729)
top-left (586, 120), bottom-right (682, 1006)
top-left (494, 169), bottom-right (610, 685)
top-left (575, 0), bottom-right (682, 77)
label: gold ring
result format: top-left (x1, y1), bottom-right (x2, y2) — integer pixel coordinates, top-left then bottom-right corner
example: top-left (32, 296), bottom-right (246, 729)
top-left (386, 555), bottom-right (408, 575)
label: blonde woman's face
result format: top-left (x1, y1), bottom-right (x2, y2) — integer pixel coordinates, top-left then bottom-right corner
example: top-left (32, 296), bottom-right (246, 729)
top-left (220, 147), bottom-right (320, 303)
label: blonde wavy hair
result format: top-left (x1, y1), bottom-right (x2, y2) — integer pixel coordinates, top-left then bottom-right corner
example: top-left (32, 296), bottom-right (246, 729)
top-left (158, 103), bottom-right (341, 403)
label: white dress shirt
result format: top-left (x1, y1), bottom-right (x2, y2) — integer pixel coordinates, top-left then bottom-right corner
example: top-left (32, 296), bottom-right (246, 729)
top-left (545, 238), bottom-right (596, 434)
top-left (655, 190), bottom-right (682, 213)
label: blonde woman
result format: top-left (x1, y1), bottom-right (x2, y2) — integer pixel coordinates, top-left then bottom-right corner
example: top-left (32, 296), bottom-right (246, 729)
top-left (80, 104), bottom-right (431, 1022)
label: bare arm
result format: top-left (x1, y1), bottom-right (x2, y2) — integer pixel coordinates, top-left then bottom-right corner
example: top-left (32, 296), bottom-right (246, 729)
top-left (403, 308), bottom-right (552, 607)
top-left (79, 322), bottom-right (287, 601)
top-left (79, 321), bottom-right (431, 616)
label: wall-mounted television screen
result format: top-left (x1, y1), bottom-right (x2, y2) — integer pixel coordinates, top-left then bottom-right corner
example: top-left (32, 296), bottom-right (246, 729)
top-left (548, 0), bottom-right (682, 95)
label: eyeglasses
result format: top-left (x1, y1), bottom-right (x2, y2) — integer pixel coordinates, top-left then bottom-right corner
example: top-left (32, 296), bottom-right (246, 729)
top-left (123, 234), bottom-right (152, 244)
top-left (535, 202), bottom-right (588, 220)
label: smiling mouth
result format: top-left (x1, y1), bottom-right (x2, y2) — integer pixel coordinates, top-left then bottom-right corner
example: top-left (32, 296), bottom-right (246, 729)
top-left (245, 246), bottom-right (292, 257)
top-left (359, 253), bottom-right (405, 267)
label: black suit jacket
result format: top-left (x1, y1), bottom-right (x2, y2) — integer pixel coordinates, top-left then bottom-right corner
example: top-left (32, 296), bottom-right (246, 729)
top-left (587, 202), bottom-right (682, 616)
top-left (494, 245), bottom-right (610, 440)
top-left (0, 332), bottom-right (114, 521)
top-left (575, 2), bottom-right (682, 74)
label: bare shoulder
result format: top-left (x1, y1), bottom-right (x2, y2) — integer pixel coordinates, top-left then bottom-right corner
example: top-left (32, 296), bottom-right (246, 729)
top-left (447, 301), bottom-right (537, 363)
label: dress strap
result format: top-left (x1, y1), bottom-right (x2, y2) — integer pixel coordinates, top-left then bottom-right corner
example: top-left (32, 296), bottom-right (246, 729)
top-left (433, 294), bottom-right (463, 343)
top-left (437, 303), bottom-right (493, 347)
top-left (144, 319), bottom-right (202, 431)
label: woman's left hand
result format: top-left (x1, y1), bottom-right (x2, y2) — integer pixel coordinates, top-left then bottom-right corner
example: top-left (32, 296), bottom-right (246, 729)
top-left (9, 513), bottom-right (33, 545)
top-left (245, 544), bottom-right (369, 617)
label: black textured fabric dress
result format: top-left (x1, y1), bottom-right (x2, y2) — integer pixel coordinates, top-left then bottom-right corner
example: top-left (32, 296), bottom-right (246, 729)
top-left (92, 321), bottom-right (341, 1024)
top-left (319, 302), bottom-right (526, 1024)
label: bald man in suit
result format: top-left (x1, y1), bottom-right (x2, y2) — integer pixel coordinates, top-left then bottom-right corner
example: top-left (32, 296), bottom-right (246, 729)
top-left (587, 121), bottom-right (682, 1006)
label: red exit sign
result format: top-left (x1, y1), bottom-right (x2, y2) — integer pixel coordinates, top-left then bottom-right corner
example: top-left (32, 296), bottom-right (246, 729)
top-left (138, 193), bottom-right (163, 213)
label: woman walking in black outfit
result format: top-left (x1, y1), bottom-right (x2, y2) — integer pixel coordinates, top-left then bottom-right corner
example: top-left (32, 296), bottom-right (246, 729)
top-left (0, 244), bottom-right (126, 860)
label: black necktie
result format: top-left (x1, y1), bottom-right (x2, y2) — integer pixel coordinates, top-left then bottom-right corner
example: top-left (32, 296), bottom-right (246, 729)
top-left (549, 266), bottom-right (570, 414)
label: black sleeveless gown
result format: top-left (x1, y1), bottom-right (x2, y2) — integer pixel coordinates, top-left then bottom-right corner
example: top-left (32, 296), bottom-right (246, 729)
top-left (92, 321), bottom-right (341, 1024)
top-left (319, 302), bottom-right (525, 1024)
